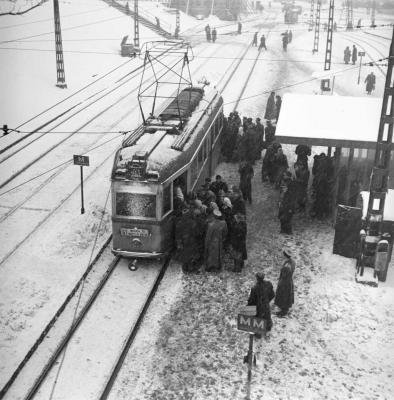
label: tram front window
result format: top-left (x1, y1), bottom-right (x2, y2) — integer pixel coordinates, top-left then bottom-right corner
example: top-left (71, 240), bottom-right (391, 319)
top-left (116, 192), bottom-right (156, 218)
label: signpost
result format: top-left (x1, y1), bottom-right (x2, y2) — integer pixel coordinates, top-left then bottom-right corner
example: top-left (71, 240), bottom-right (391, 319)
top-left (237, 306), bottom-right (266, 382)
top-left (73, 155), bottom-right (90, 214)
top-left (357, 51), bottom-right (366, 84)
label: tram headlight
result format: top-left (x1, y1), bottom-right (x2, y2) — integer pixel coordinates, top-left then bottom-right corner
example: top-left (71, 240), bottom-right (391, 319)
top-left (132, 238), bottom-right (142, 248)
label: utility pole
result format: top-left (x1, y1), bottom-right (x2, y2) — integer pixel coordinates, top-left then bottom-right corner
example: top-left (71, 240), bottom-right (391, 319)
top-left (308, 0), bottom-right (315, 32)
top-left (346, 0), bottom-right (353, 30)
top-left (175, 0), bottom-right (180, 37)
top-left (134, 0), bottom-right (139, 48)
top-left (366, 26), bottom-right (394, 231)
top-left (53, 0), bottom-right (66, 88)
top-left (210, 0), bottom-right (215, 16)
top-left (371, 0), bottom-right (376, 28)
top-left (324, 0), bottom-right (334, 71)
top-left (312, 0), bottom-right (321, 54)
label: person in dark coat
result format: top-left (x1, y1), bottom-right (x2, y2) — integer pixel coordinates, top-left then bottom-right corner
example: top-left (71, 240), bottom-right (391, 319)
top-left (352, 44), bottom-right (357, 64)
top-left (205, 24), bottom-right (211, 42)
top-left (175, 208), bottom-right (201, 272)
top-left (239, 161), bottom-right (254, 204)
top-left (261, 142), bottom-right (275, 182)
top-left (230, 186), bottom-right (246, 215)
top-left (275, 95), bottom-right (282, 121)
top-left (238, 21), bottom-right (242, 34)
top-left (204, 209), bottom-right (228, 272)
top-left (264, 92), bottom-right (276, 121)
top-left (365, 72), bottom-right (376, 94)
top-left (273, 147), bottom-right (288, 188)
top-left (278, 179), bottom-right (296, 234)
top-left (209, 175), bottom-right (228, 197)
top-left (344, 46), bottom-right (351, 64)
top-left (212, 28), bottom-right (217, 43)
top-left (294, 162), bottom-right (310, 211)
top-left (282, 32), bottom-right (288, 51)
top-left (259, 35), bottom-right (267, 50)
top-left (264, 120), bottom-right (276, 146)
top-left (229, 213), bottom-right (247, 272)
top-left (247, 272), bottom-right (275, 331)
top-left (275, 250), bottom-right (295, 316)
top-left (252, 32), bottom-right (258, 46)
top-left (295, 144), bottom-right (311, 167)
top-left (288, 30), bottom-right (293, 43)
top-left (255, 118), bottom-right (265, 155)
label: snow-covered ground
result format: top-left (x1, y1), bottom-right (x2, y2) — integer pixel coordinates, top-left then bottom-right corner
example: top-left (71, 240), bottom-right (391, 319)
top-left (0, 0), bottom-right (393, 398)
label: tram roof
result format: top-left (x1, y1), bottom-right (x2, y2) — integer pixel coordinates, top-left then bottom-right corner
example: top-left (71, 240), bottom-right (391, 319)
top-left (275, 93), bottom-right (382, 149)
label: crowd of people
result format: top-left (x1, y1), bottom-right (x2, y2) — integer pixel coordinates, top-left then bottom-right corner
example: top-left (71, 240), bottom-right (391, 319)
top-left (174, 174), bottom-right (248, 274)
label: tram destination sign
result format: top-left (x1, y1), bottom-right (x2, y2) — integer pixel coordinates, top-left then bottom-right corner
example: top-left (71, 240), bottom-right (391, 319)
top-left (120, 227), bottom-right (150, 237)
top-left (237, 306), bottom-right (266, 334)
top-left (73, 155), bottom-right (90, 166)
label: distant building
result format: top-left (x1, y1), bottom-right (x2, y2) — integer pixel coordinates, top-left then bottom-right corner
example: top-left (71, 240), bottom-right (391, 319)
top-left (170, 0), bottom-right (246, 20)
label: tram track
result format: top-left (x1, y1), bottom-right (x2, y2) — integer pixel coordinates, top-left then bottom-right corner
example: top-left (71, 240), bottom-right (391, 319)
top-left (0, 38), bottom-right (253, 398)
top-left (0, 23), bottom-right (278, 398)
top-left (0, 43), bottom-right (186, 173)
top-left (338, 30), bottom-right (387, 76)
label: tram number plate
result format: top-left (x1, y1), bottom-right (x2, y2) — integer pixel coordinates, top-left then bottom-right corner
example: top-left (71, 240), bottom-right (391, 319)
top-left (120, 227), bottom-right (149, 237)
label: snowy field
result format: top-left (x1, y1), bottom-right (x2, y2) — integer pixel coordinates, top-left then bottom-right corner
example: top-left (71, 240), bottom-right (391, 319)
top-left (0, 0), bottom-right (393, 399)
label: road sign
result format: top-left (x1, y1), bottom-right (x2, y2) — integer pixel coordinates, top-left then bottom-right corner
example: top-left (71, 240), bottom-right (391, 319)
top-left (237, 306), bottom-right (266, 334)
top-left (73, 155), bottom-right (90, 166)
top-left (358, 51), bottom-right (366, 56)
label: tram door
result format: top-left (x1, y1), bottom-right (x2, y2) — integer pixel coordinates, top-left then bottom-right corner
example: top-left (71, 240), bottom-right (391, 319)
top-left (333, 205), bottom-right (362, 258)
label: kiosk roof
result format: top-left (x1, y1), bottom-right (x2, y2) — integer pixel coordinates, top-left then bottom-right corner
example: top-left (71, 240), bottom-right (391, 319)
top-left (275, 94), bottom-right (382, 149)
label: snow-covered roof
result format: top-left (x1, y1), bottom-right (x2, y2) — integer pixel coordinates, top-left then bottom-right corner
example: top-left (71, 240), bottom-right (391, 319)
top-left (276, 93), bottom-right (382, 149)
top-left (361, 190), bottom-right (394, 221)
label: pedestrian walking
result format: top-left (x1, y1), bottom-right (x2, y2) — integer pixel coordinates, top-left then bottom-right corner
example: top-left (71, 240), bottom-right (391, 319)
top-left (282, 32), bottom-right (288, 51)
top-left (252, 32), bottom-right (258, 46)
top-left (352, 44), bottom-right (358, 65)
top-left (248, 272), bottom-right (275, 331)
top-left (258, 34), bottom-right (267, 50)
top-left (264, 92), bottom-right (276, 121)
top-left (274, 250), bottom-right (295, 317)
top-left (239, 161), bottom-right (254, 204)
top-left (212, 27), bottom-right (217, 43)
top-left (344, 46), bottom-right (351, 64)
top-left (365, 71), bottom-right (376, 94)
top-left (205, 24), bottom-right (211, 42)
top-left (204, 209), bottom-right (228, 272)
top-left (238, 21), bottom-right (242, 34)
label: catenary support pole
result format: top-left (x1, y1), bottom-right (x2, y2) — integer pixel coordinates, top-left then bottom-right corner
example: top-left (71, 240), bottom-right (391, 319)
top-left (247, 333), bottom-right (254, 382)
top-left (53, 0), bottom-right (66, 88)
top-left (80, 166), bottom-right (85, 214)
top-left (134, 0), bottom-right (140, 48)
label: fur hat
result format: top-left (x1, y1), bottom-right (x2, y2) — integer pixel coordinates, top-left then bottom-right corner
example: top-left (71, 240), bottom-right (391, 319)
top-left (283, 249), bottom-right (292, 258)
top-left (256, 272), bottom-right (265, 281)
top-left (213, 209), bottom-right (222, 217)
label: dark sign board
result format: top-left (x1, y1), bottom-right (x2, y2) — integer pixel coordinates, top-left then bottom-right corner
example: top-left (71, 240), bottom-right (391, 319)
top-left (358, 51), bottom-right (366, 56)
top-left (237, 314), bottom-right (266, 334)
top-left (73, 155), bottom-right (90, 166)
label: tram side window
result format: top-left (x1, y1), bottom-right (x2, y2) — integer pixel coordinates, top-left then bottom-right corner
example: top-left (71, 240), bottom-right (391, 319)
top-left (162, 184), bottom-right (172, 216)
top-left (116, 192), bottom-right (156, 218)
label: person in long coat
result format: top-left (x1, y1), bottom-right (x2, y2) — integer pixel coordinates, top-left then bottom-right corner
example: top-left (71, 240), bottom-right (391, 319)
top-left (273, 147), bottom-right (289, 188)
top-left (230, 187), bottom-right (246, 215)
top-left (274, 250), bottom-right (295, 316)
top-left (229, 213), bottom-right (247, 272)
top-left (275, 95), bottom-right (282, 121)
top-left (365, 72), bottom-right (376, 94)
top-left (344, 46), bottom-right (351, 64)
top-left (175, 208), bottom-right (201, 272)
top-left (204, 210), bottom-right (228, 272)
top-left (264, 92), bottom-right (276, 120)
top-left (252, 32), bottom-right (258, 46)
top-left (248, 272), bottom-right (275, 331)
top-left (212, 28), bottom-right (217, 43)
top-left (352, 45), bottom-right (358, 65)
top-left (239, 161), bottom-right (254, 203)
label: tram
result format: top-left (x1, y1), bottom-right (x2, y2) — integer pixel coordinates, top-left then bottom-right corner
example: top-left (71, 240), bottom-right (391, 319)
top-left (111, 86), bottom-right (224, 258)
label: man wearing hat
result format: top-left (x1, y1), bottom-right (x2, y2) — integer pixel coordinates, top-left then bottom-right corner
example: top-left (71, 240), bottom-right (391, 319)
top-left (204, 208), bottom-right (228, 272)
top-left (247, 271), bottom-right (275, 330)
top-left (274, 250), bottom-right (296, 317)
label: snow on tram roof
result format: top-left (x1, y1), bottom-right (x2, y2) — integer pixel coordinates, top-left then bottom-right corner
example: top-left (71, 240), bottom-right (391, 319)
top-left (114, 87), bottom-right (222, 182)
top-left (276, 93), bottom-right (382, 149)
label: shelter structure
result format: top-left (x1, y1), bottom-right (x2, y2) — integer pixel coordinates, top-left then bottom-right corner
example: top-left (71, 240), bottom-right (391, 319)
top-left (275, 93), bottom-right (393, 210)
